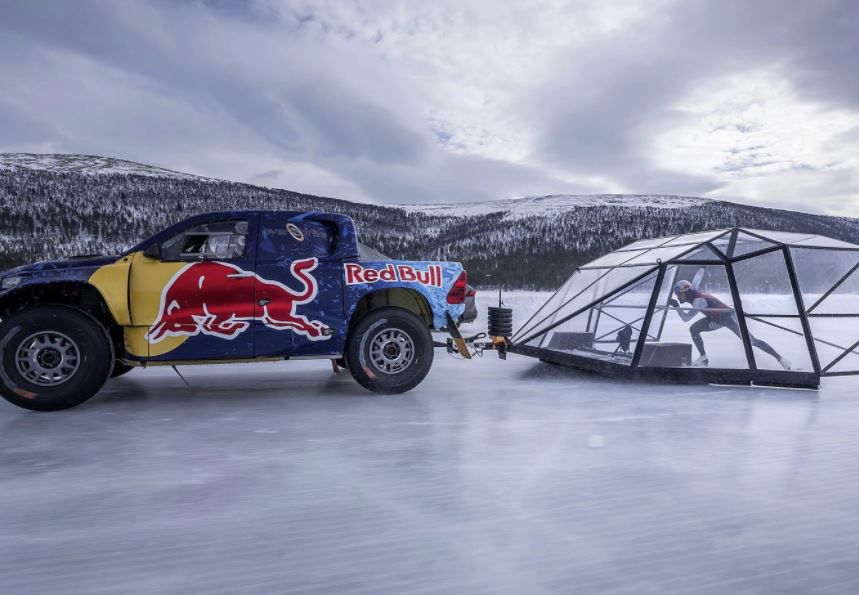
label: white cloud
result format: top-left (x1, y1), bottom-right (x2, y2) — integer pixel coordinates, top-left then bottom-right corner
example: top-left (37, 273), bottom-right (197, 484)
top-left (254, 0), bottom-right (668, 164)
top-left (653, 70), bottom-right (859, 214)
top-left (0, 0), bottom-right (856, 212)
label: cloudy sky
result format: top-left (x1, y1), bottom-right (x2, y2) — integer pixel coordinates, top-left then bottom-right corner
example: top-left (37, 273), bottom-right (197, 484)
top-left (1, 0), bottom-right (858, 215)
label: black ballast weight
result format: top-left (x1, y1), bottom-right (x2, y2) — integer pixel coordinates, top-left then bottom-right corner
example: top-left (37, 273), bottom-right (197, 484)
top-left (488, 306), bottom-right (513, 337)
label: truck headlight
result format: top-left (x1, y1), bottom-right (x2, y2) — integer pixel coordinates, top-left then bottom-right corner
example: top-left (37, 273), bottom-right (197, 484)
top-left (0, 276), bottom-right (22, 290)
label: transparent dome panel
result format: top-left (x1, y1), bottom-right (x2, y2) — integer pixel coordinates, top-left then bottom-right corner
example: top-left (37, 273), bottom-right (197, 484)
top-left (731, 231), bottom-right (778, 259)
top-left (513, 268), bottom-right (611, 342)
top-left (642, 264), bottom-right (750, 369)
top-left (661, 229), bottom-right (731, 247)
top-left (789, 235), bottom-right (859, 249)
top-left (530, 308), bottom-right (590, 348)
top-left (790, 248), bottom-right (859, 316)
top-left (675, 244), bottom-right (724, 262)
top-left (744, 317), bottom-right (812, 372)
top-left (581, 249), bottom-right (651, 269)
top-left (733, 249), bottom-right (799, 315)
top-left (747, 229), bottom-right (824, 245)
top-left (617, 235), bottom-right (677, 251)
top-left (808, 317), bottom-right (859, 373)
top-left (710, 234), bottom-right (732, 257)
top-left (826, 349), bottom-right (859, 374)
top-left (642, 265), bottom-right (681, 343)
top-left (515, 266), bottom-right (657, 344)
top-left (808, 271), bottom-right (859, 315)
top-left (790, 247), bottom-right (859, 304)
top-left (620, 244), bottom-right (704, 266)
top-left (534, 272), bottom-right (658, 366)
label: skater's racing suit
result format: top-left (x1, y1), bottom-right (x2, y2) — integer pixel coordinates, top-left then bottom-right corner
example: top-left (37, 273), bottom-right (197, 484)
top-left (675, 287), bottom-right (781, 361)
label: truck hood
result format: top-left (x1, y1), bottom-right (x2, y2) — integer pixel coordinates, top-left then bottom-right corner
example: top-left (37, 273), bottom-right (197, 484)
top-left (2, 254), bottom-right (120, 278)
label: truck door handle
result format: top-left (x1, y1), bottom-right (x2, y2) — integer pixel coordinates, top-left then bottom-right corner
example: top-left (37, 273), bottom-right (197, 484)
top-left (258, 298), bottom-right (271, 306)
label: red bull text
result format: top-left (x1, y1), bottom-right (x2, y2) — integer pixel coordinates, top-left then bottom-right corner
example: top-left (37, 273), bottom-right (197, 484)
top-left (344, 263), bottom-right (442, 287)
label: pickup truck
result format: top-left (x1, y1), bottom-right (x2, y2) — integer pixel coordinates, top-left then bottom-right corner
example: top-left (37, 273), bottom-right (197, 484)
top-left (0, 211), bottom-right (468, 411)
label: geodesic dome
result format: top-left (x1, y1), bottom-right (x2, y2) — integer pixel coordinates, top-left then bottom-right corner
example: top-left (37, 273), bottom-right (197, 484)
top-left (510, 228), bottom-right (859, 388)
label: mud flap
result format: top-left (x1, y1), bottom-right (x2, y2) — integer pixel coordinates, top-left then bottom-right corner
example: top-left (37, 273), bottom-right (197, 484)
top-left (444, 313), bottom-right (472, 359)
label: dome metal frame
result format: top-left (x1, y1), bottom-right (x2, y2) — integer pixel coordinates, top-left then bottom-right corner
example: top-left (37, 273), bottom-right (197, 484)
top-left (508, 227), bottom-right (859, 389)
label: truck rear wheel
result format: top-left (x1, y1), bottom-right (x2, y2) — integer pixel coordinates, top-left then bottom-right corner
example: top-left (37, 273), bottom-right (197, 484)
top-left (345, 307), bottom-right (434, 394)
top-left (0, 306), bottom-right (113, 411)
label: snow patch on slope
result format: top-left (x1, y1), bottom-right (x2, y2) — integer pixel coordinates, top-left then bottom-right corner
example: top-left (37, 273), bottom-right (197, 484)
top-left (400, 194), bottom-right (710, 218)
top-left (2, 154), bottom-right (710, 217)
top-left (0, 153), bottom-right (217, 181)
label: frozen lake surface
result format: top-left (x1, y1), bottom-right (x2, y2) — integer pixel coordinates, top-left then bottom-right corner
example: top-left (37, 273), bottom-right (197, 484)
top-left (2, 292), bottom-right (859, 593)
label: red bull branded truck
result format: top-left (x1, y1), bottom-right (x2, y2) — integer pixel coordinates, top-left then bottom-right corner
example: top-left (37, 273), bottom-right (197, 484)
top-left (0, 211), bottom-right (469, 411)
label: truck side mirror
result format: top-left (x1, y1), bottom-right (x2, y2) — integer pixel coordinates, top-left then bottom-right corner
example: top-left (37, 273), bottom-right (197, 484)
top-left (143, 243), bottom-right (162, 260)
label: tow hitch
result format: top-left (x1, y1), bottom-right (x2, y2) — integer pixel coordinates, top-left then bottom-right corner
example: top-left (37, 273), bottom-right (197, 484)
top-left (440, 310), bottom-right (511, 360)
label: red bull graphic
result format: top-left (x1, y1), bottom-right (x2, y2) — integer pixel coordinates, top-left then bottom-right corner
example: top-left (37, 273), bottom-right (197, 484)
top-left (147, 258), bottom-right (331, 343)
top-left (344, 263), bottom-right (442, 287)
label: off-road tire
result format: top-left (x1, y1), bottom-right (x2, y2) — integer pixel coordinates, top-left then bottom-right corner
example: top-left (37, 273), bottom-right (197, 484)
top-left (345, 307), bottom-right (434, 394)
top-left (110, 361), bottom-right (134, 379)
top-left (0, 306), bottom-right (113, 411)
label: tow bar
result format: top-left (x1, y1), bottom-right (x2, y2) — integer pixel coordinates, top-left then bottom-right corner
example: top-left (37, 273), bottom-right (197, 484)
top-left (439, 312), bottom-right (510, 360)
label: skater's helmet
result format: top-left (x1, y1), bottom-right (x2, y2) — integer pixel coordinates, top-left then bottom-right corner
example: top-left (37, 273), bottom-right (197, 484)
top-left (674, 279), bottom-right (693, 298)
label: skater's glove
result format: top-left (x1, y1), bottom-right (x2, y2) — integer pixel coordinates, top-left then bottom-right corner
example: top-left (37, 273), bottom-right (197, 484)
top-left (668, 298), bottom-right (679, 308)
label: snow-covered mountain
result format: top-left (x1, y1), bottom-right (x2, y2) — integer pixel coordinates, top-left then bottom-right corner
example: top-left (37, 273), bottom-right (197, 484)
top-left (2, 153), bottom-right (858, 288)
top-left (0, 153), bottom-right (216, 181)
top-left (402, 193), bottom-right (707, 218)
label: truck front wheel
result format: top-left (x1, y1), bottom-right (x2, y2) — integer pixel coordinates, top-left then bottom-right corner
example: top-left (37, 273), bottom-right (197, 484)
top-left (345, 307), bottom-right (434, 394)
top-left (0, 306), bottom-right (113, 411)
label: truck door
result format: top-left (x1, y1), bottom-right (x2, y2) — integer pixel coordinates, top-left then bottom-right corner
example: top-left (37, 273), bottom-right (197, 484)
top-left (128, 215), bottom-right (258, 362)
top-left (254, 213), bottom-right (343, 358)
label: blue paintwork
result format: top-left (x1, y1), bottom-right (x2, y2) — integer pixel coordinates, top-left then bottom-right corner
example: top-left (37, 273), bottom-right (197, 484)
top-left (145, 214), bottom-right (261, 362)
top-left (0, 255), bottom-right (120, 299)
top-left (343, 260), bottom-right (465, 330)
top-left (1, 211), bottom-right (465, 363)
top-left (255, 212), bottom-right (348, 358)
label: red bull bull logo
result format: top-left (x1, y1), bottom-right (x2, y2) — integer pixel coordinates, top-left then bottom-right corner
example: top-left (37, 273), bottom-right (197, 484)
top-left (147, 258), bottom-right (331, 343)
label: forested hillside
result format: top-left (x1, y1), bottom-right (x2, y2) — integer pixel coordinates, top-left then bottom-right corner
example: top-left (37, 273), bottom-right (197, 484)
top-left (2, 155), bottom-right (858, 288)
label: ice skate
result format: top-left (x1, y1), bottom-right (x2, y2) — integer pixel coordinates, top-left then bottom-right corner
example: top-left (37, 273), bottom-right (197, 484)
top-left (692, 355), bottom-right (709, 367)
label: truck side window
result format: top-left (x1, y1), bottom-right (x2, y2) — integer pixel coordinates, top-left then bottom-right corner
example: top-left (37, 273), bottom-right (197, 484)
top-left (161, 220), bottom-right (248, 261)
top-left (263, 219), bottom-right (336, 259)
top-left (300, 221), bottom-right (336, 257)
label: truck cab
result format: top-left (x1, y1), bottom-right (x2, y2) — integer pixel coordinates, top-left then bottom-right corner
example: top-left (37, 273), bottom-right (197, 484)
top-left (0, 210), bottom-right (468, 411)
